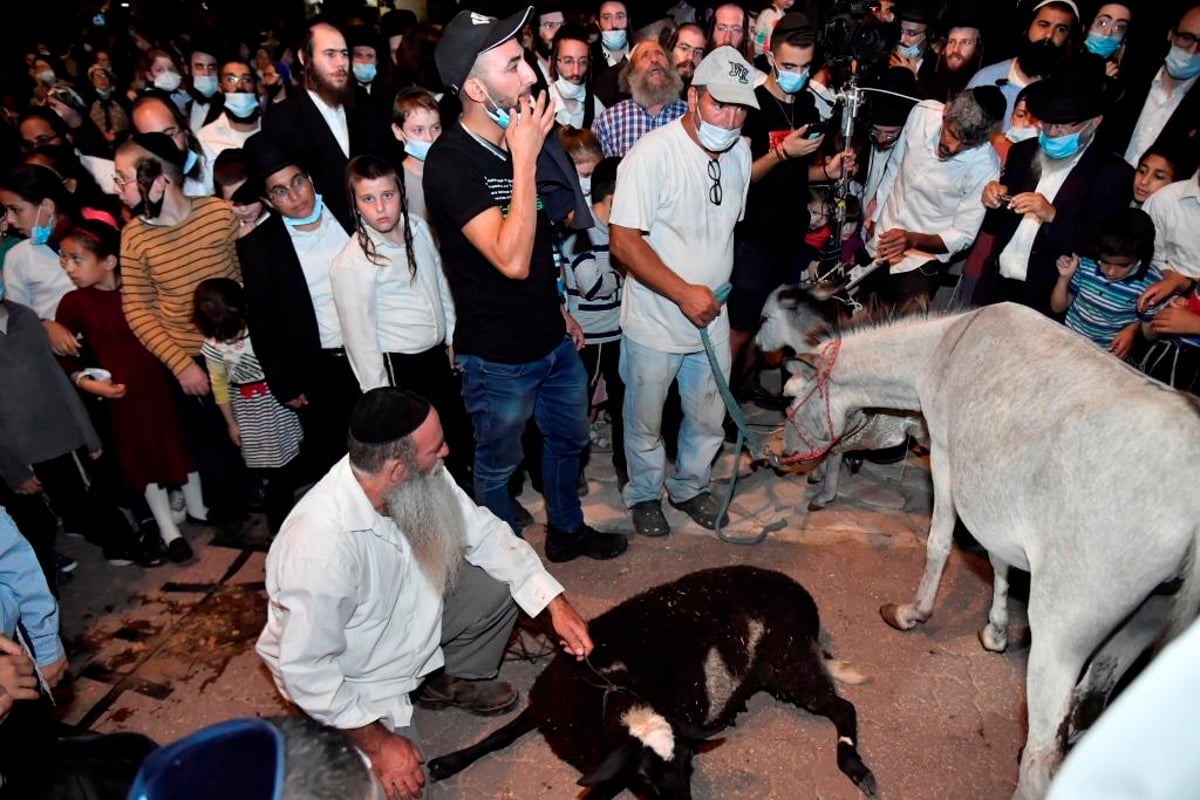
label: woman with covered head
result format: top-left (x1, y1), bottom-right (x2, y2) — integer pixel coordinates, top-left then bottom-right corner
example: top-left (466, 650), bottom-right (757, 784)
top-left (113, 132), bottom-right (248, 531)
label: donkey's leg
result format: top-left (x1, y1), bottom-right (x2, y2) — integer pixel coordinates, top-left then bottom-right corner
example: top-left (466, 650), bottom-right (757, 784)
top-left (881, 453), bottom-right (954, 631)
top-left (809, 452), bottom-right (844, 510)
top-left (979, 553), bottom-right (1011, 653)
top-left (1066, 592), bottom-right (1169, 744)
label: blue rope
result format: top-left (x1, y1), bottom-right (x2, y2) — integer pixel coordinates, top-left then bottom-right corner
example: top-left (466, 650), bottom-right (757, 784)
top-left (700, 283), bottom-right (779, 545)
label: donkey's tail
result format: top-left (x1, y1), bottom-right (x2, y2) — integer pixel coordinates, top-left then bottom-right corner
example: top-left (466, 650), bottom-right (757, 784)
top-left (1165, 531), bottom-right (1200, 645)
top-left (427, 706), bottom-right (538, 781)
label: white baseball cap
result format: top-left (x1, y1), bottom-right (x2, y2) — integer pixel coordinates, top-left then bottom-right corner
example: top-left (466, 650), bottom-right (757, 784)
top-left (691, 46), bottom-right (760, 110)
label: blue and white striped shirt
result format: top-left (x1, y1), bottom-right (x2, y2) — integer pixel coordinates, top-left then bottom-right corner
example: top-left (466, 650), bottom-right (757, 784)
top-left (1065, 259), bottom-right (1162, 348)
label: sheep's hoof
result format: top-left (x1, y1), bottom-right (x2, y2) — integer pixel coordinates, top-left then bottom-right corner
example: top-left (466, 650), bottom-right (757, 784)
top-left (858, 772), bottom-right (879, 799)
top-left (978, 625), bottom-right (1008, 653)
top-left (879, 603), bottom-right (918, 631)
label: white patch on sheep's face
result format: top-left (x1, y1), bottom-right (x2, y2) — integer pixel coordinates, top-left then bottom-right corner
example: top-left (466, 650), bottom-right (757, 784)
top-left (746, 619), bottom-right (764, 656)
top-left (599, 661), bottom-right (628, 675)
top-left (622, 705), bottom-right (675, 762)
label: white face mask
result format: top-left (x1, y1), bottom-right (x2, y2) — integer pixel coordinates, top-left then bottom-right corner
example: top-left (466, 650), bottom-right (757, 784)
top-left (1005, 125), bottom-right (1039, 143)
top-left (555, 76), bottom-right (586, 101)
top-left (579, 175), bottom-right (592, 197)
top-left (154, 70), bottom-right (182, 92)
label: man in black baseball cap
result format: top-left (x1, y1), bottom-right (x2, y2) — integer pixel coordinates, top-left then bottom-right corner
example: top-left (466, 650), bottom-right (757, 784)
top-left (425, 8), bottom-right (629, 564)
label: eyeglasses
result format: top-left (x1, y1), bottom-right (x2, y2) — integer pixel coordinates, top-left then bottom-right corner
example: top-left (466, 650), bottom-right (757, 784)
top-left (675, 43), bottom-right (705, 59)
top-left (222, 74), bottom-right (256, 89)
top-left (899, 26), bottom-right (926, 37)
top-left (22, 134), bottom-right (59, 150)
top-left (715, 24), bottom-right (743, 36)
top-left (112, 173), bottom-right (135, 187)
top-left (870, 126), bottom-right (900, 142)
top-left (556, 56), bottom-right (589, 68)
top-left (707, 158), bottom-right (722, 206)
top-left (1172, 29), bottom-right (1200, 51)
top-left (1091, 16), bottom-right (1129, 37)
top-left (540, 20), bottom-right (564, 30)
top-left (267, 172), bottom-right (311, 202)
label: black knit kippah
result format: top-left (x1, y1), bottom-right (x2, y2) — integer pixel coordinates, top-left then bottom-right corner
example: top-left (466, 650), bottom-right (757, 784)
top-left (131, 132), bottom-right (186, 170)
top-left (349, 388), bottom-right (431, 444)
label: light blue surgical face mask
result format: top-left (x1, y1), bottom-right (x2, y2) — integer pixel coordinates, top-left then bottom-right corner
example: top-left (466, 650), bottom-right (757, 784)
top-left (193, 74), bottom-right (218, 97)
top-left (283, 193), bottom-right (324, 228)
top-left (353, 63), bottom-right (377, 84)
top-left (404, 138), bottom-right (432, 161)
top-left (897, 42), bottom-right (923, 59)
top-left (601, 29), bottom-right (627, 51)
top-left (1165, 44), bottom-right (1200, 81)
top-left (1084, 33), bottom-right (1122, 59)
top-left (223, 92), bottom-right (259, 119)
top-left (184, 148), bottom-right (199, 174)
top-left (482, 88), bottom-right (512, 129)
top-left (694, 108), bottom-right (741, 152)
top-left (1005, 125), bottom-right (1039, 143)
top-left (30, 206), bottom-right (53, 246)
top-left (775, 66), bottom-right (810, 94)
top-left (1039, 129), bottom-right (1081, 159)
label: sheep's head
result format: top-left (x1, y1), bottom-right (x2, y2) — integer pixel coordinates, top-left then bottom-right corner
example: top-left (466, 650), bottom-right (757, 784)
top-left (578, 706), bottom-right (715, 798)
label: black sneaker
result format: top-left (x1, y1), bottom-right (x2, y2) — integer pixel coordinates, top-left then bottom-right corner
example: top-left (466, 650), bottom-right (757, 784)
top-left (104, 540), bottom-right (165, 568)
top-left (167, 538), bottom-right (194, 564)
top-left (55, 552), bottom-right (78, 574)
top-left (630, 500), bottom-right (670, 537)
top-left (668, 492), bottom-right (729, 530)
top-left (544, 524), bottom-right (628, 563)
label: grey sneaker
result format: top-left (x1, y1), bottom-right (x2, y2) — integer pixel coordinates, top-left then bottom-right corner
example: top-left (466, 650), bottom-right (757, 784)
top-left (630, 500), bottom-right (670, 537)
top-left (669, 492), bottom-right (729, 530)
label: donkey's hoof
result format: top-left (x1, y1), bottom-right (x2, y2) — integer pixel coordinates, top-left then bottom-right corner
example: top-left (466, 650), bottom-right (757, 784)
top-left (978, 625), bottom-right (1008, 653)
top-left (879, 603), bottom-right (916, 631)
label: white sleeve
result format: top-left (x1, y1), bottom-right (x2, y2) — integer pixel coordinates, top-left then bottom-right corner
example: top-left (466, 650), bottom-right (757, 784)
top-left (871, 107), bottom-right (917, 224)
top-left (414, 216), bottom-right (456, 343)
top-left (940, 157), bottom-right (1000, 259)
top-left (609, 136), bottom-right (663, 233)
top-left (448, 472), bottom-right (564, 617)
top-left (330, 244), bottom-right (389, 391)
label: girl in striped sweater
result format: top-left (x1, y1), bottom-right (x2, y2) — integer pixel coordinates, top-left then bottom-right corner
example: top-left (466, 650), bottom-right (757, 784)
top-left (193, 279), bottom-right (306, 534)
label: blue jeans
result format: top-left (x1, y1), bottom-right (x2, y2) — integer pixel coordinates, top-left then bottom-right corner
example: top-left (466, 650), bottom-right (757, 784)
top-left (458, 337), bottom-right (589, 534)
top-left (619, 335), bottom-right (730, 507)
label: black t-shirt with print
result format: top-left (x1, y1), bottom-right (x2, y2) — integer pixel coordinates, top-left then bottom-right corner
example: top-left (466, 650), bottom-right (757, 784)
top-left (424, 122), bottom-right (565, 363)
top-left (737, 84), bottom-right (820, 251)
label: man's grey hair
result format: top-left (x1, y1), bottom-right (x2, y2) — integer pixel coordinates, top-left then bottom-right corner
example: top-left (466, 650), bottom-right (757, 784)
top-left (269, 715), bottom-right (377, 800)
top-left (347, 432), bottom-right (415, 476)
top-left (945, 91), bottom-right (999, 149)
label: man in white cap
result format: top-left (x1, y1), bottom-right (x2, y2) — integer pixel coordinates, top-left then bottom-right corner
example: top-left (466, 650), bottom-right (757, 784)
top-left (609, 46), bottom-right (755, 538)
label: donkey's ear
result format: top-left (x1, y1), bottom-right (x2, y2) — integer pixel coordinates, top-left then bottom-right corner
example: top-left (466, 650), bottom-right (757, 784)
top-left (578, 740), bottom-right (636, 788)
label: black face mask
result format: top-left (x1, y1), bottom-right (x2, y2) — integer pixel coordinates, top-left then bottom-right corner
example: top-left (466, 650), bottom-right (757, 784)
top-left (1017, 38), bottom-right (1064, 79)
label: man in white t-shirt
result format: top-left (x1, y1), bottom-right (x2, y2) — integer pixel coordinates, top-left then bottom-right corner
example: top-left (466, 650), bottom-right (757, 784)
top-left (609, 47), bottom-right (755, 537)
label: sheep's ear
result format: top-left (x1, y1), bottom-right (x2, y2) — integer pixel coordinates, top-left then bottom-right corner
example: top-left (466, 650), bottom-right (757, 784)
top-left (577, 740), bottom-right (636, 788)
top-left (671, 721), bottom-right (726, 754)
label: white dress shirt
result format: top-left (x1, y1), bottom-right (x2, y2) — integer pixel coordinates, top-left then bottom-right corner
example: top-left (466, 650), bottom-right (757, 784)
top-left (867, 100), bottom-right (1000, 275)
top-left (256, 457), bottom-right (563, 731)
top-left (1143, 175), bottom-right (1200, 279)
top-left (196, 112), bottom-right (261, 193)
top-left (330, 218), bottom-right (457, 391)
top-left (2, 240), bottom-right (76, 320)
top-left (307, 89), bottom-right (350, 159)
top-left (285, 209), bottom-right (350, 349)
top-left (998, 144), bottom-right (1088, 282)
top-left (547, 80), bottom-right (606, 130)
top-left (1124, 67), bottom-right (1199, 166)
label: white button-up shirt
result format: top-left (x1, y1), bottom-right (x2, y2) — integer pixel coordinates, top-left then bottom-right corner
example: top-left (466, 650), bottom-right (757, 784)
top-left (1124, 67), bottom-right (1199, 167)
top-left (285, 209), bottom-right (350, 349)
top-left (998, 144), bottom-right (1088, 282)
top-left (307, 89), bottom-right (350, 159)
top-left (2, 240), bottom-right (75, 320)
top-left (548, 80), bottom-right (606, 129)
top-left (867, 100), bottom-right (999, 275)
top-left (1144, 175), bottom-right (1200, 279)
top-left (330, 217), bottom-right (457, 391)
top-left (196, 112), bottom-right (261, 193)
top-left (257, 457), bottom-right (564, 732)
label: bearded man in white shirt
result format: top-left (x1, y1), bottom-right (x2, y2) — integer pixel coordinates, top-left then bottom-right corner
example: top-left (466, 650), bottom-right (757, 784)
top-left (861, 85), bottom-right (1005, 311)
top-left (258, 388), bottom-right (592, 800)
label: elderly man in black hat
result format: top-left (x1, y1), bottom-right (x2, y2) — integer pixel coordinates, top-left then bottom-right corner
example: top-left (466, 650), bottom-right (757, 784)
top-left (258, 388), bottom-right (592, 800)
top-left (977, 56), bottom-right (1132, 315)
top-left (236, 132), bottom-right (360, 474)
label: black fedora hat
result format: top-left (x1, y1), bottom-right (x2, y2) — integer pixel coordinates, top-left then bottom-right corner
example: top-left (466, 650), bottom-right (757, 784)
top-left (241, 132), bottom-right (297, 188)
top-left (1024, 54), bottom-right (1121, 123)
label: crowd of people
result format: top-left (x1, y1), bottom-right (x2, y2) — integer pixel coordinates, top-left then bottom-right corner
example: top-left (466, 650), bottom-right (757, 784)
top-left (1, 0), bottom-right (1199, 796)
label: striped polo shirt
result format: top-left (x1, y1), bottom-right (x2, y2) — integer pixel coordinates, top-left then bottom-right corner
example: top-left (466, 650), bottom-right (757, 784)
top-left (1065, 258), bottom-right (1161, 348)
top-left (120, 197), bottom-right (241, 377)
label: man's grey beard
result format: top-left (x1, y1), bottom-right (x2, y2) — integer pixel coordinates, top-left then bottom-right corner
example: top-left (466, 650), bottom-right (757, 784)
top-left (383, 463), bottom-right (466, 595)
top-left (630, 66), bottom-right (683, 110)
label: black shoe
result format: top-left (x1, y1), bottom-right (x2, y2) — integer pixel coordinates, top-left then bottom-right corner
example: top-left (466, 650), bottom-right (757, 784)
top-left (105, 540), bottom-right (165, 568)
top-left (544, 524), bottom-right (628, 563)
top-left (630, 500), bottom-right (670, 537)
top-left (668, 492), bottom-right (729, 530)
top-left (167, 538), bottom-right (194, 564)
top-left (511, 500), bottom-right (534, 531)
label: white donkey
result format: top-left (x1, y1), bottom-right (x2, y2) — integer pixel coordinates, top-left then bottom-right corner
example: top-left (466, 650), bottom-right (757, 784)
top-left (779, 303), bottom-right (1200, 799)
top-left (757, 286), bottom-right (926, 509)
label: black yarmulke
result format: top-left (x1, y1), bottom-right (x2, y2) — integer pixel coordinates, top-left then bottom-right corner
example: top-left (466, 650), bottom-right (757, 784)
top-left (350, 388), bottom-right (431, 444)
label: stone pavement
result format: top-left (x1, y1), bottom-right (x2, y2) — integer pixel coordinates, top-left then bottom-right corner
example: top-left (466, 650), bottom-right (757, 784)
top-left (51, 404), bottom-right (1029, 799)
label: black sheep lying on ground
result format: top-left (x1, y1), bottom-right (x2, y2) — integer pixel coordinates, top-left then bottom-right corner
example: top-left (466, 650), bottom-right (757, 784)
top-left (428, 565), bottom-right (877, 798)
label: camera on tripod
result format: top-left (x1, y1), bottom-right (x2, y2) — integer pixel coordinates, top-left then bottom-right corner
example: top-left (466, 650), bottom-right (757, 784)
top-left (821, 0), bottom-right (896, 74)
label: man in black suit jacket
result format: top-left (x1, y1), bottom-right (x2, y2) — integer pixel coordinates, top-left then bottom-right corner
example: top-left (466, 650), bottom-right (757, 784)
top-left (976, 57), bottom-right (1134, 316)
top-left (261, 19), bottom-right (388, 234)
top-left (238, 133), bottom-right (361, 473)
top-left (1098, 5), bottom-right (1200, 165)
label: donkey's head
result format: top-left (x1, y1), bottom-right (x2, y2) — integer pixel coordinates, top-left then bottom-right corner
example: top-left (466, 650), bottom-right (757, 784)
top-left (779, 344), bottom-right (865, 472)
top-left (578, 706), bottom-right (717, 798)
top-left (757, 285), bottom-right (839, 356)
